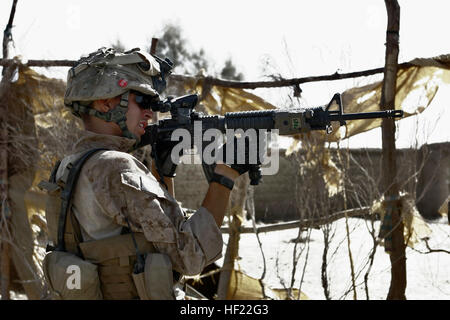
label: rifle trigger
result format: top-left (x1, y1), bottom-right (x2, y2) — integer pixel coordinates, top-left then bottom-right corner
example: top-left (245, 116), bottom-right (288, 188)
top-left (326, 125), bottom-right (333, 134)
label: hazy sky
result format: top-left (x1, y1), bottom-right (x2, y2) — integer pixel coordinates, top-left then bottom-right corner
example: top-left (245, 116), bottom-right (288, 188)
top-left (1, 0), bottom-right (449, 148)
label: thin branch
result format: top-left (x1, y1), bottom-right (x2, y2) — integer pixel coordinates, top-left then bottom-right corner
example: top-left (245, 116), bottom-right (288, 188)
top-left (0, 58), bottom-right (415, 89)
top-left (2, 0), bottom-right (18, 59)
top-left (296, 229), bottom-right (312, 300)
top-left (413, 237), bottom-right (450, 255)
top-left (338, 147), bottom-right (358, 300)
top-left (321, 224), bottom-right (331, 300)
top-left (247, 185), bottom-right (269, 299)
top-left (220, 206), bottom-right (370, 234)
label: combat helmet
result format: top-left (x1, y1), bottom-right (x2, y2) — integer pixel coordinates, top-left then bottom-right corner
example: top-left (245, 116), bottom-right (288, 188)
top-left (64, 47), bottom-right (173, 141)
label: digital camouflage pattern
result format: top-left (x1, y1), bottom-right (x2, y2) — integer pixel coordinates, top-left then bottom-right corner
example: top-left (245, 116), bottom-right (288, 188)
top-left (56, 130), bottom-right (223, 276)
top-left (64, 47), bottom-right (161, 108)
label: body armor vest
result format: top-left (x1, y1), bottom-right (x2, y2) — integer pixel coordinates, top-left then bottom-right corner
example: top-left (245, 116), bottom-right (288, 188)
top-left (39, 149), bottom-right (170, 300)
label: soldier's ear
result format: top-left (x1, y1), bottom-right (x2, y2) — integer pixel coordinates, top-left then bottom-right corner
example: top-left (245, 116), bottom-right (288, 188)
top-left (92, 99), bottom-right (110, 113)
top-left (105, 98), bottom-right (119, 110)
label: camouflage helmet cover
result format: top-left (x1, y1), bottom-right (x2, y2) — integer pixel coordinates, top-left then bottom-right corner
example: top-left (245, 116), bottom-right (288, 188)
top-left (64, 47), bottom-right (167, 110)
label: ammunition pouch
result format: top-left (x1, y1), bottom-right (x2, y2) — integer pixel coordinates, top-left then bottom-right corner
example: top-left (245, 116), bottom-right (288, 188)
top-left (79, 232), bottom-right (161, 300)
top-left (131, 253), bottom-right (175, 300)
top-left (43, 250), bottom-right (102, 300)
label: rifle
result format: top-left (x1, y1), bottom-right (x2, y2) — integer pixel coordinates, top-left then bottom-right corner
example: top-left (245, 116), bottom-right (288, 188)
top-left (137, 93), bottom-right (403, 185)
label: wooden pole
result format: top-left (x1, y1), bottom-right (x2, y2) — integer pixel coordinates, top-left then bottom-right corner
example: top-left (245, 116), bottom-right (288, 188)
top-left (150, 38), bottom-right (158, 55)
top-left (0, 0), bottom-right (18, 300)
top-left (381, 0), bottom-right (406, 300)
top-left (2, 0), bottom-right (17, 68)
top-left (216, 210), bottom-right (241, 300)
top-left (0, 71), bottom-right (11, 299)
top-left (216, 175), bottom-right (249, 300)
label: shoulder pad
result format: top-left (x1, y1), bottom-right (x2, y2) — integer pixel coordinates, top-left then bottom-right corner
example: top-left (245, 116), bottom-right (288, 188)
top-left (120, 171), bottom-right (174, 202)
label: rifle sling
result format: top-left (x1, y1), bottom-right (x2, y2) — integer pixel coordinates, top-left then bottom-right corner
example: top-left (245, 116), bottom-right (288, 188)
top-left (56, 148), bottom-right (108, 252)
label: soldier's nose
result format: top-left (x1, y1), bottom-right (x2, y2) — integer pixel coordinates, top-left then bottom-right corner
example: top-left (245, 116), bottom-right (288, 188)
top-left (143, 110), bottom-right (153, 119)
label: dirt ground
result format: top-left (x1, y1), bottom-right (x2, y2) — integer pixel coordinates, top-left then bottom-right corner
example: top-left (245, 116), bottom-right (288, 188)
top-left (219, 216), bottom-right (450, 300)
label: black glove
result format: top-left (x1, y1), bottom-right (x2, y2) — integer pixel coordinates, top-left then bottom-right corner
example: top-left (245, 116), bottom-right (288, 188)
top-left (151, 137), bottom-right (182, 178)
top-left (202, 134), bottom-right (265, 186)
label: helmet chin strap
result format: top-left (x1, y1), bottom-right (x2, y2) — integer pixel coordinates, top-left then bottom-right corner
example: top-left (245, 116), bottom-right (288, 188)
top-left (73, 91), bottom-right (140, 143)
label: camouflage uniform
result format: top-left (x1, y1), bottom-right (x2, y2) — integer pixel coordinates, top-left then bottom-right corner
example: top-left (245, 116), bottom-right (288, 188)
top-left (57, 130), bottom-right (223, 276)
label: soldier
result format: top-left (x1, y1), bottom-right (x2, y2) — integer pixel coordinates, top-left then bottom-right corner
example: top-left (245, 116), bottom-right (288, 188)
top-left (39, 47), bottom-right (255, 300)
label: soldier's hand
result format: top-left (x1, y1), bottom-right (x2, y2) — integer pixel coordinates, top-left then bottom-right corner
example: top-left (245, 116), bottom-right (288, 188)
top-left (151, 138), bottom-right (182, 177)
top-left (202, 134), bottom-right (266, 185)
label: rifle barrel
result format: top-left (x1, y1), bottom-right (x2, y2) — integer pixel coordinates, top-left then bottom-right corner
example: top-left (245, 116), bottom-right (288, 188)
top-left (329, 109), bottom-right (403, 121)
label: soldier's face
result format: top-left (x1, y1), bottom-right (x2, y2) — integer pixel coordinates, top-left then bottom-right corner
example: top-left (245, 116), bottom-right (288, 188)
top-left (126, 93), bottom-right (153, 138)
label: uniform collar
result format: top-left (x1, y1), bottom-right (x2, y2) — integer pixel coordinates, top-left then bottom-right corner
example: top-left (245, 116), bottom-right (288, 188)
top-left (73, 130), bottom-right (137, 153)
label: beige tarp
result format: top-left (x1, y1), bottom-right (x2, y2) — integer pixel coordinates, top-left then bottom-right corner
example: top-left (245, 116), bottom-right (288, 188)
top-left (372, 192), bottom-right (433, 249)
top-left (1, 66), bottom-right (79, 299)
top-left (336, 54), bottom-right (450, 141)
top-left (438, 195), bottom-right (449, 217)
top-left (174, 77), bottom-right (277, 115)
